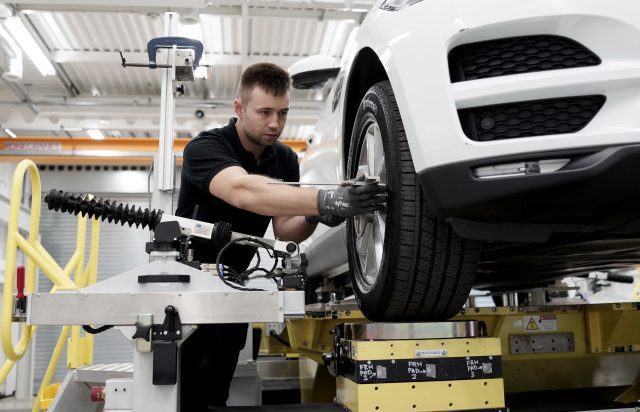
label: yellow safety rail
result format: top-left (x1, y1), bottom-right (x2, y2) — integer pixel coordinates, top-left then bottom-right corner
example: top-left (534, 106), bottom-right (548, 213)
top-left (0, 159), bottom-right (101, 411)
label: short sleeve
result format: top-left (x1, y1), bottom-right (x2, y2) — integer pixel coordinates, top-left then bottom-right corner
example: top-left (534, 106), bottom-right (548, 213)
top-left (182, 133), bottom-right (241, 192)
top-left (286, 149), bottom-right (300, 182)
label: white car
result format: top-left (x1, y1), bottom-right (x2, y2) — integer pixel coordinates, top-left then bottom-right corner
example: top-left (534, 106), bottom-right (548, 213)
top-left (290, 0), bottom-right (640, 321)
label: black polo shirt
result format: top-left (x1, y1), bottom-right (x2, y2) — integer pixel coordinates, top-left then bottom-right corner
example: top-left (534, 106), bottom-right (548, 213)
top-left (176, 118), bottom-right (299, 270)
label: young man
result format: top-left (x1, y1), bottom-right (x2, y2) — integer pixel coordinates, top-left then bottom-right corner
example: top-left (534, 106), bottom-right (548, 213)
top-left (176, 63), bottom-right (385, 410)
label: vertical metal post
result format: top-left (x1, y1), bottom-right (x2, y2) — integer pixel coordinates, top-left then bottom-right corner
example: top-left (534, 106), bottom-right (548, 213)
top-left (152, 12), bottom-right (178, 214)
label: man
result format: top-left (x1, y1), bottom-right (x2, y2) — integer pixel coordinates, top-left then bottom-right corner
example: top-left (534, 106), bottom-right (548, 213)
top-left (176, 62), bottom-right (385, 410)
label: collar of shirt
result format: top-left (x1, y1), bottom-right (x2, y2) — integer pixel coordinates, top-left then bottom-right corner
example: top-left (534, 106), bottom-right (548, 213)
top-left (226, 117), bottom-right (276, 167)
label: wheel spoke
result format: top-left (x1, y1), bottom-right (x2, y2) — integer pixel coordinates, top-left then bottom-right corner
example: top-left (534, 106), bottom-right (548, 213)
top-left (363, 221), bottom-right (377, 282)
top-left (373, 129), bottom-right (385, 178)
top-left (366, 129), bottom-right (377, 177)
top-left (373, 213), bottom-right (385, 269)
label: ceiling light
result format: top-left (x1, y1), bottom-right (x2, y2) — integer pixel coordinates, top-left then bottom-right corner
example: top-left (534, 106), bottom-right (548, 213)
top-left (4, 17), bottom-right (56, 76)
top-left (178, 9), bottom-right (200, 25)
top-left (87, 129), bottom-right (104, 140)
top-left (4, 128), bottom-right (16, 138)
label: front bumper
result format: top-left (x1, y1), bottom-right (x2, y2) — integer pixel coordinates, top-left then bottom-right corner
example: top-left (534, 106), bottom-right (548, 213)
top-left (420, 144), bottom-right (640, 242)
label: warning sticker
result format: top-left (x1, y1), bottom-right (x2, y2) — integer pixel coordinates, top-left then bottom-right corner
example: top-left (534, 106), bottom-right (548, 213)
top-left (525, 317), bottom-right (539, 331)
top-left (523, 315), bottom-right (557, 332)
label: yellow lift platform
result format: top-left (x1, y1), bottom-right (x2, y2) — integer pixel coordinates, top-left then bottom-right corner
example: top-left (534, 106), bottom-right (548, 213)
top-left (276, 299), bottom-right (640, 412)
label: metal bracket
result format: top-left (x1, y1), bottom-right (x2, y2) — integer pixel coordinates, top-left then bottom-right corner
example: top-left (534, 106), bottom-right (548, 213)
top-left (150, 306), bottom-right (182, 385)
top-left (146, 37), bottom-right (203, 70)
top-left (153, 305), bottom-right (182, 342)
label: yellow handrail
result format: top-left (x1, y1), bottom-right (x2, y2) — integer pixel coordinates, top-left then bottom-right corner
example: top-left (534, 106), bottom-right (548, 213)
top-left (0, 160), bottom-right (103, 411)
top-left (2, 159), bottom-right (47, 362)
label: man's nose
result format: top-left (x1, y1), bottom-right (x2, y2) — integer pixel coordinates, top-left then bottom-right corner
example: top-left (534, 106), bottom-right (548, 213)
top-left (267, 113), bottom-right (279, 129)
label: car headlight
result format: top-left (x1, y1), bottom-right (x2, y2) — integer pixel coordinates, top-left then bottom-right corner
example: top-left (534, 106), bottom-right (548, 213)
top-left (380, 0), bottom-right (423, 11)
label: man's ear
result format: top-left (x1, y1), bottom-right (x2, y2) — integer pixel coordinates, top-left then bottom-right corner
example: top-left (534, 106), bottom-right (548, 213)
top-left (233, 99), bottom-right (243, 119)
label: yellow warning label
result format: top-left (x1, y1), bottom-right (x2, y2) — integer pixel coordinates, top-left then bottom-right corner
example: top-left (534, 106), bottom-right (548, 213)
top-left (525, 317), bottom-right (539, 331)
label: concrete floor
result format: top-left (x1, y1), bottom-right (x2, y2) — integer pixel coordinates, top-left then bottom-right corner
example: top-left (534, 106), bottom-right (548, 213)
top-left (0, 397), bottom-right (33, 412)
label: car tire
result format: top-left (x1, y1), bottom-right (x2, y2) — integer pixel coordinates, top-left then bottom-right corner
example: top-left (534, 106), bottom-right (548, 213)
top-left (346, 80), bottom-right (481, 321)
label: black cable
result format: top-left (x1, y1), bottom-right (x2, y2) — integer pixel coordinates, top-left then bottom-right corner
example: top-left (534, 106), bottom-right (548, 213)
top-left (215, 237), bottom-right (266, 291)
top-left (239, 238), bottom-right (278, 282)
top-left (82, 325), bottom-right (114, 334)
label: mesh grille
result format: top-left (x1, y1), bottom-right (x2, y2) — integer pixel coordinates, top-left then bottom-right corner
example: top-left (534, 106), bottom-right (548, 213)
top-left (449, 35), bottom-right (601, 82)
top-left (458, 95), bottom-right (606, 142)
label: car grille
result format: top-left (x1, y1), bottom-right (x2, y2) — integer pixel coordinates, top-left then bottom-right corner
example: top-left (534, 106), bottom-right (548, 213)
top-left (449, 35), bottom-right (601, 82)
top-left (458, 95), bottom-right (606, 142)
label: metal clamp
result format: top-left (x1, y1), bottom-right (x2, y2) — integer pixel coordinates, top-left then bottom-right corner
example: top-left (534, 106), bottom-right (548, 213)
top-left (147, 37), bottom-right (203, 70)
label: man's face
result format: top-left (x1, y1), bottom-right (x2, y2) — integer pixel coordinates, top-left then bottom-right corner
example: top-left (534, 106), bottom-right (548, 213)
top-left (235, 86), bottom-right (290, 148)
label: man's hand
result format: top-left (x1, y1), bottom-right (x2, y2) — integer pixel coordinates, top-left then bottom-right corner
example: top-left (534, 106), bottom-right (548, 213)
top-left (305, 214), bottom-right (345, 227)
top-left (317, 180), bottom-right (386, 218)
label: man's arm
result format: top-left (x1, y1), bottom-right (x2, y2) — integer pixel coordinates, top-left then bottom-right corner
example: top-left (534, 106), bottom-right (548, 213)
top-left (210, 165), bottom-right (386, 220)
top-left (272, 215), bottom-right (316, 243)
top-left (210, 166), bottom-right (319, 216)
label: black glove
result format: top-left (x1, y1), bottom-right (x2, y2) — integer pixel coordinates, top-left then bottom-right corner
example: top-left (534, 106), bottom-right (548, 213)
top-left (305, 214), bottom-right (345, 227)
top-left (316, 180), bottom-right (386, 218)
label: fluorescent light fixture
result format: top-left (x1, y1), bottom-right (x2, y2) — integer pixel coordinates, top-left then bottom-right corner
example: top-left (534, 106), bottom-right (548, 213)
top-left (4, 128), bottom-right (16, 138)
top-left (87, 129), bottom-right (104, 140)
top-left (41, 13), bottom-right (71, 50)
top-left (4, 17), bottom-right (56, 76)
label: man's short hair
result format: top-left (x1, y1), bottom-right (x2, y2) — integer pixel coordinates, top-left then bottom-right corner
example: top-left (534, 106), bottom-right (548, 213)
top-left (236, 63), bottom-right (291, 103)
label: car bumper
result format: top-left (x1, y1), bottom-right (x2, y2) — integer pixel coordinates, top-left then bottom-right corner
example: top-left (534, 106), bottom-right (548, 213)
top-left (419, 144), bottom-right (640, 242)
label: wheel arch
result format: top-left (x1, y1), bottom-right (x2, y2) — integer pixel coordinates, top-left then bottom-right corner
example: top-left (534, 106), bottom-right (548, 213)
top-left (342, 47), bottom-right (388, 176)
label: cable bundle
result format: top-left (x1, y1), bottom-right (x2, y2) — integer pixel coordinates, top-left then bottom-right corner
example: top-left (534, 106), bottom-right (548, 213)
top-left (43, 189), bottom-right (162, 230)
